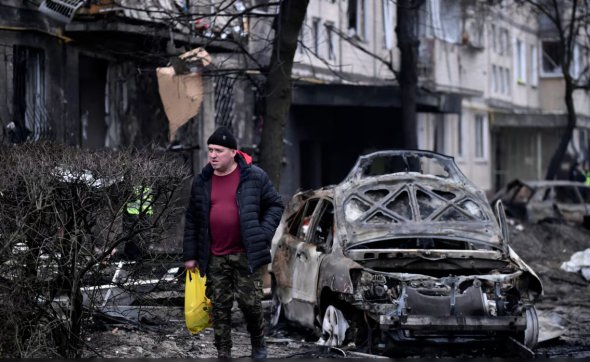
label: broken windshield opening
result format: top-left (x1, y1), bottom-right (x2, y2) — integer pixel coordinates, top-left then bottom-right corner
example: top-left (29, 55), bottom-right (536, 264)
top-left (347, 237), bottom-right (497, 251)
top-left (360, 154), bottom-right (449, 178)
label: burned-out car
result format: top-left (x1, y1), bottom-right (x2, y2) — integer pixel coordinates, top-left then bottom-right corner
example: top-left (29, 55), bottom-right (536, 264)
top-left (491, 179), bottom-right (590, 228)
top-left (269, 150), bottom-right (542, 353)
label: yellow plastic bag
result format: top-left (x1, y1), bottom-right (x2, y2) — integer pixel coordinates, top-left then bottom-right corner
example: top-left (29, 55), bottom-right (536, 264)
top-left (184, 269), bottom-right (212, 334)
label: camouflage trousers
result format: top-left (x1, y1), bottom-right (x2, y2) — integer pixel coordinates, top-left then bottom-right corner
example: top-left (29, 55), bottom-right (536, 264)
top-left (206, 253), bottom-right (265, 354)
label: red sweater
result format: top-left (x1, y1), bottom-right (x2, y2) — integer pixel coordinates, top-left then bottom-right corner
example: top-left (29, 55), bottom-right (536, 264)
top-left (209, 166), bottom-right (245, 255)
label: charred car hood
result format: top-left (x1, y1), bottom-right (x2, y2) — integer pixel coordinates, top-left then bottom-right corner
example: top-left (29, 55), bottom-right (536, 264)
top-left (335, 173), bottom-right (503, 249)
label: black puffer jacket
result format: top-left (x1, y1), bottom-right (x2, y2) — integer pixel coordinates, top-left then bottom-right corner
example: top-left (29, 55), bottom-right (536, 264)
top-left (183, 153), bottom-right (284, 275)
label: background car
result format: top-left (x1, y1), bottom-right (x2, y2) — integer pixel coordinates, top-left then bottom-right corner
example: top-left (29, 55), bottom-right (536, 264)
top-left (491, 179), bottom-right (590, 229)
top-left (269, 150), bottom-right (542, 355)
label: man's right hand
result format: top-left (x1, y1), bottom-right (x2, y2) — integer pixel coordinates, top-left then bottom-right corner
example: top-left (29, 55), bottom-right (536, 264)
top-left (184, 259), bottom-right (197, 271)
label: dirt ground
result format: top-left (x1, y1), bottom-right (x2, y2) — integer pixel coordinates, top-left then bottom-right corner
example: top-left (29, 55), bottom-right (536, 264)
top-left (81, 221), bottom-right (590, 358)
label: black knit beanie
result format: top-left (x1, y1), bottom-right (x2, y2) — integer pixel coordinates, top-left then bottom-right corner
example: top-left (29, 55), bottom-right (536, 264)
top-left (207, 126), bottom-right (237, 149)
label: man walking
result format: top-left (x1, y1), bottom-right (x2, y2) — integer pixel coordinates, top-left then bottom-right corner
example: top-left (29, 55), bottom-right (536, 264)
top-left (183, 126), bottom-right (284, 359)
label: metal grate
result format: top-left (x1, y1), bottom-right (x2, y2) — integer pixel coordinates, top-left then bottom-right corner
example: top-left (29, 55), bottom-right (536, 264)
top-left (39, 0), bottom-right (86, 23)
top-left (214, 75), bottom-right (237, 129)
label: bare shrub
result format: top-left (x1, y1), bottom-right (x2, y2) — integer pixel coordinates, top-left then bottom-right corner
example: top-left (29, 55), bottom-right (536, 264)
top-left (0, 143), bottom-right (190, 357)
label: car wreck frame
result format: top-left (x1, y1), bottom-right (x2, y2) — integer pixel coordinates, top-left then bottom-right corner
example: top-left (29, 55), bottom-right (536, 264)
top-left (269, 150), bottom-right (543, 353)
top-left (491, 178), bottom-right (590, 228)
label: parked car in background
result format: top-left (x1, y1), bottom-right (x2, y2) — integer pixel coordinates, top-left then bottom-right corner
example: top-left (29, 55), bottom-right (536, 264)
top-left (491, 179), bottom-right (590, 229)
top-left (269, 150), bottom-right (542, 355)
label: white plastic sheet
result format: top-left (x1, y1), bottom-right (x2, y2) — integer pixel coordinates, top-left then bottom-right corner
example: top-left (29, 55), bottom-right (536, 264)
top-left (560, 249), bottom-right (590, 281)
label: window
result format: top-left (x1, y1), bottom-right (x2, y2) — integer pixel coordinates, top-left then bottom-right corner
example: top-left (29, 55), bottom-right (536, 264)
top-left (325, 23), bottom-right (336, 60)
top-left (541, 40), bottom-right (562, 76)
top-left (499, 66), bottom-right (506, 93)
top-left (382, 0), bottom-right (394, 49)
top-left (492, 65), bottom-right (498, 93)
top-left (491, 24), bottom-right (497, 53)
top-left (434, 114), bottom-right (446, 154)
top-left (13, 46), bottom-right (49, 142)
top-left (474, 114), bottom-right (487, 160)
top-left (515, 39), bottom-right (526, 84)
top-left (312, 17), bottom-right (320, 55)
top-left (572, 43), bottom-right (581, 78)
top-left (499, 28), bottom-right (509, 56)
top-left (288, 199), bottom-right (319, 239)
top-left (505, 67), bottom-right (511, 95)
top-left (430, 0), bottom-right (461, 43)
top-left (348, 0), bottom-right (368, 39)
top-left (530, 44), bottom-right (538, 86)
top-left (310, 201), bottom-right (335, 247)
top-left (297, 18), bottom-right (306, 54)
top-left (457, 115), bottom-right (464, 158)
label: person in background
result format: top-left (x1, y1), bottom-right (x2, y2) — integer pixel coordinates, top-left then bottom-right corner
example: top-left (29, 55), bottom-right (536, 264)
top-left (569, 160), bottom-right (586, 183)
top-left (584, 161), bottom-right (590, 186)
top-left (123, 185), bottom-right (153, 260)
top-left (183, 126), bottom-right (284, 359)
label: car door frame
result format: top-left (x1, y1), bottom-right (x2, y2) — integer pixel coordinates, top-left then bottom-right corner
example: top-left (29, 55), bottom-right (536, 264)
top-left (283, 198), bottom-right (333, 328)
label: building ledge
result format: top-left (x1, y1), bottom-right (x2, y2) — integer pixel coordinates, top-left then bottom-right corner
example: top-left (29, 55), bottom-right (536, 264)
top-left (65, 20), bottom-right (240, 52)
top-left (292, 83), bottom-right (461, 114)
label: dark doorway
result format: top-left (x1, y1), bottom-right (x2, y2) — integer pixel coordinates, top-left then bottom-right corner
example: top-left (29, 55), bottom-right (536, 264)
top-left (294, 105), bottom-right (403, 190)
top-left (79, 55), bottom-right (107, 148)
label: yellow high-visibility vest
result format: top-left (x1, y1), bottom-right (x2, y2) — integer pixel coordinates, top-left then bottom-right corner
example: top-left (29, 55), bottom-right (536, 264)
top-left (126, 186), bottom-right (153, 216)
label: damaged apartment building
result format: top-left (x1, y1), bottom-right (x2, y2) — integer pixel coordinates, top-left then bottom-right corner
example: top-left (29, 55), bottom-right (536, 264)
top-left (286, 0), bottom-right (590, 195)
top-left (0, 0), bottom-right (256, 175)
top-left (1, 0), bottom-right (589, 198)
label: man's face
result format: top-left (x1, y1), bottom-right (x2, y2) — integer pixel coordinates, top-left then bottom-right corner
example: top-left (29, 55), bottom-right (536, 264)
top-left (208, 144), bottom-right (237, 172)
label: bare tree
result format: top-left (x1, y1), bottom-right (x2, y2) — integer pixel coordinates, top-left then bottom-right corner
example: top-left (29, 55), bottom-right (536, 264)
top-left (514, 1), bottom-right (590, 179)
top-left (0, 143), bottom-right (190, 357)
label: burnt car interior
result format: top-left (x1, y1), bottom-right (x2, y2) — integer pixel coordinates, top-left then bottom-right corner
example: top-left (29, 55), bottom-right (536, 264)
top-left (495, 179), bottom-right (590, 225)
top-left (287, 198), bottom-right (335, 251)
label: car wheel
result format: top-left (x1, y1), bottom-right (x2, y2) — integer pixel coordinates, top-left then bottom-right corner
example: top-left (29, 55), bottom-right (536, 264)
top-left (521, 305), bottom-right (539, 349)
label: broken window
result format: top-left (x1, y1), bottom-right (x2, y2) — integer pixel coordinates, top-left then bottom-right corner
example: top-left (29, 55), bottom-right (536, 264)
top-left (347, 0), bottom-right (367, 40)
top-left (13, 46), bottom-right (50, 142)
top-left (541, 40), bottom-right (562, 76)
top-left (555, 186), bottom-right (579, 204)
top-left (311, 201), bottom-right (334, 246)
top-left (288, 198), bottom-right (319, 239)
top-left (428, 0), bottom-right (461, 43)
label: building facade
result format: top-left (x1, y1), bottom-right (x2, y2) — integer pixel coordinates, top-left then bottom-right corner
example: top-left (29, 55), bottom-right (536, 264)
top-left (287, 0), bottom-right (590, 195)
top-left (2, 0), bottom-right (589, 199)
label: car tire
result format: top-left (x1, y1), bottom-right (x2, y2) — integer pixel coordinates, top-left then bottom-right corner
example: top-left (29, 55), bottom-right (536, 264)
top-left (521, 305), bottom-right (539, 349)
